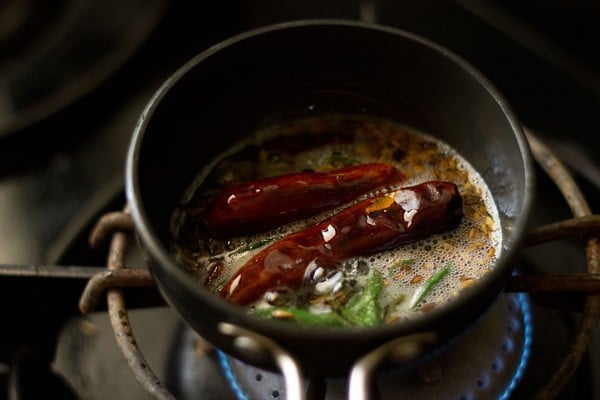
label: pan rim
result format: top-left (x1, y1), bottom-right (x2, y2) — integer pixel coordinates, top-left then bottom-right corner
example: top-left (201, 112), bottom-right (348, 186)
top-left (125, 18), bottom-right (535, 343)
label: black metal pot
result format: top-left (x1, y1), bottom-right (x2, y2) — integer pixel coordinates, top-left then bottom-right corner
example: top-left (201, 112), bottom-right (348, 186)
top-left (125, 19), bottom-right (534, 397)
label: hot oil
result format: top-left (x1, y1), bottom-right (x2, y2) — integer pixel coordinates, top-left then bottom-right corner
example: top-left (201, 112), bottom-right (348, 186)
top-left (171, 113), bottom-right (502, 323)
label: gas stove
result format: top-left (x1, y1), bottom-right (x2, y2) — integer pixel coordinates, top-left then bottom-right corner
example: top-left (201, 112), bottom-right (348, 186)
top-left (0, 2), bottom-right (599, 399)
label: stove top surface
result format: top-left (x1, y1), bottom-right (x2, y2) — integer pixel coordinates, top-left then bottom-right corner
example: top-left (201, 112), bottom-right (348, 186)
top-left (0, 2), bottom-right (599, 399)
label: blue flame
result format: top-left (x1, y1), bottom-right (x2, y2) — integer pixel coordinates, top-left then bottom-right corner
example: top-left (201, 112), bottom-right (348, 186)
top-left (498, 293), bottom-right (533, 400)
top-left (217, 351), bottom-right (249, 400)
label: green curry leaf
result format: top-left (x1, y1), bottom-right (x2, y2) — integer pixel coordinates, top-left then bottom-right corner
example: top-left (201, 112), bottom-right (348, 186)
top-left (341, 269), bottom-right (384, 327)
top-left (409, 264), bottom-right (452, 309)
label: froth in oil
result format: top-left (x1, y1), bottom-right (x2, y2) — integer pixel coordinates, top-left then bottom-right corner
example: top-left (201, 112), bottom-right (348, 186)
top-left (173, 113), bottom-right (502, 323)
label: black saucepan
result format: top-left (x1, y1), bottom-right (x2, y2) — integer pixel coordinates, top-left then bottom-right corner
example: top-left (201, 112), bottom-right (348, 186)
top-left (125, 19), bottom-right (534, 391)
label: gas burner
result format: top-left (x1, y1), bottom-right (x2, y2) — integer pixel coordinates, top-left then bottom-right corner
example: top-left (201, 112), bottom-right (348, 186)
top-left (215, 293), bottom-right (531, 400)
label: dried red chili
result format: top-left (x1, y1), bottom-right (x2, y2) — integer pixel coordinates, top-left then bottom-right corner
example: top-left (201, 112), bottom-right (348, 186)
top-left (201, 162), bottom-right (406, 239)
top-left (220, 181), bottom-right (463, 305)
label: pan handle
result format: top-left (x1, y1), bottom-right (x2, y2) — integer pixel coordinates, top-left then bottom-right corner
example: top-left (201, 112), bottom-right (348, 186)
top-left (348, 332), bottom-right (438, 400)
top-left (218, 322), bottom-right (306, 400)
top-left (217, 323), bottom-right (438, 400)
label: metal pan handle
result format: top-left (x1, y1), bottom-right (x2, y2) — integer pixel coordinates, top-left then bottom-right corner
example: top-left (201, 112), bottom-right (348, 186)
top-left (348, 332), bottom-right (438, 400)
top-left (217, 322), bottom-right (306, 400)
top-left (217, 323), bottom-right (438, 400)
